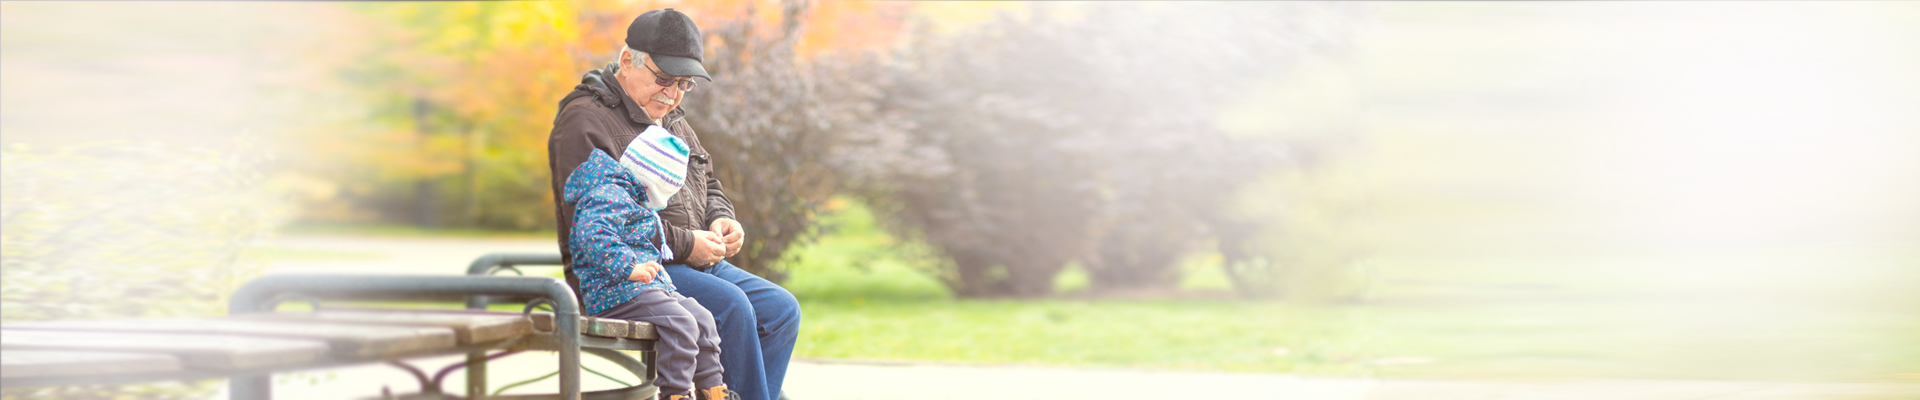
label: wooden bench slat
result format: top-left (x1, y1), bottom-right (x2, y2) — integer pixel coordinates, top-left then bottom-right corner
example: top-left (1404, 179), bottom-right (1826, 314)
top-left (587, 317), bottom-right (629, 338)
top-left (527, 313), bottom-right (658, 340)
top-left (626, 320), bottom-right (657, 340)
top-left (0, 350), bottom-right (182, 379)
top-left (9, 319), bottom-right (457, 358)
top-left (237, 310), bottom-right (530, 345)
top-left (0, 329), bottom-right (327, 370)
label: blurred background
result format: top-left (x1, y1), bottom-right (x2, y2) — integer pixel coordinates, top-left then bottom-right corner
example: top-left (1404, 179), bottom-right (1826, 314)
top-left (4, 0), bottom-right (1917, 398)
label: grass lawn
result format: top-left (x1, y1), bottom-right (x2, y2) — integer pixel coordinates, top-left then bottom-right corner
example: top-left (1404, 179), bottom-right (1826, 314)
top-left (266, 200), bottom-right (1920, 383)
top-left (782, 198), bottom-right (1920, 382)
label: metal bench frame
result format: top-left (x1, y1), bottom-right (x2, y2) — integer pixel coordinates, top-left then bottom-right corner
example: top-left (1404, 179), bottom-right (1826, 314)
top-left (227, 273), bottom-right (658, 400)
top-left (2, 253), bottom-right (649, 400)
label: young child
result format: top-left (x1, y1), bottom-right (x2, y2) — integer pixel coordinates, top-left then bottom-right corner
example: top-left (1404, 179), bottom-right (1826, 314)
top-left (563, 125), bottom-right (735, 400)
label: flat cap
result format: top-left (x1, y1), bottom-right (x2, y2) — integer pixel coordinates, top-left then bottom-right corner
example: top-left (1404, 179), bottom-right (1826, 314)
top-left (626, 8), bottom-right (710, 80)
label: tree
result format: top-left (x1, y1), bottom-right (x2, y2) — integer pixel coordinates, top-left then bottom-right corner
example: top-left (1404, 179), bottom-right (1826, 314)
top-left (680, 0), bottom-right (909, 280)
top-left (299, 0), bottom-right (911, 280)
top-left (847, 3), bottom-right (1361, 297)
top-left (307, 1), bottom-right (623, 230)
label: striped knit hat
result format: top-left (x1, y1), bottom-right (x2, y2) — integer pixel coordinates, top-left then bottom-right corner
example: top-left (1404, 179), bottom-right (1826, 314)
top-left (621, 125), bottom-right (690, 211)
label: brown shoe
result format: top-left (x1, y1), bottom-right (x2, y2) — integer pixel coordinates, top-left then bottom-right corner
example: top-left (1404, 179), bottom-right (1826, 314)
top-left (664, 393), bottom-right (694, 400)
top-left (698, 385), bottom-right (740, 400)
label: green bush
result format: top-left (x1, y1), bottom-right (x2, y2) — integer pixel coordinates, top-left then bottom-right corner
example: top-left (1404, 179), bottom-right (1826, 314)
top-left (1220, 166), bottom-right (1374, 302)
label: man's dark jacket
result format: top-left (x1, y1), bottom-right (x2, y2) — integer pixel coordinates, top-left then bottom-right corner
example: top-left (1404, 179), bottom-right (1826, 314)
top-left (550, 62), bottom-right (736, 278)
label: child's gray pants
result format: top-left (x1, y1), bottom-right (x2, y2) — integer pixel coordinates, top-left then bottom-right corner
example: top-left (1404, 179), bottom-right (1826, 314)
top-left (591, 288), bottom-right (724, 397)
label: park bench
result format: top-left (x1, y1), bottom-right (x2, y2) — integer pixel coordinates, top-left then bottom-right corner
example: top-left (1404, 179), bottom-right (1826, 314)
top-left (0, 256), bottom-right (664, 400)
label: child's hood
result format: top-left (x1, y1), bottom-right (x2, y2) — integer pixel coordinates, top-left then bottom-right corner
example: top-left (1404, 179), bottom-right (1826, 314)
top-left (561, 148), bottom-right (646, 205)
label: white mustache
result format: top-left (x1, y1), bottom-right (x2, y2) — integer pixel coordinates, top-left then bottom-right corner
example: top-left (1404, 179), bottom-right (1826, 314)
top-left (652, 94), bottom-right (677, 106)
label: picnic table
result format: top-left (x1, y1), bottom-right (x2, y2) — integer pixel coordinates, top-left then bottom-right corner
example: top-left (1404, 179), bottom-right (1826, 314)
top-left (0, 255), bottom-right (662, 400)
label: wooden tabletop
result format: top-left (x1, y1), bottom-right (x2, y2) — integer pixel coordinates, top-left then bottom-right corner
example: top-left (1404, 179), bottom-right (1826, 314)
top-left (1, 350), bottom-right (183, 379)
top-left (0, 309), bottom-right (657, 383)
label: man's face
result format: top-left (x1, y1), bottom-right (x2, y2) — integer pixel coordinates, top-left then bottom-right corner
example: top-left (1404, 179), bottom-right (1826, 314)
top-left (619, 51), bottom-right (692, 122)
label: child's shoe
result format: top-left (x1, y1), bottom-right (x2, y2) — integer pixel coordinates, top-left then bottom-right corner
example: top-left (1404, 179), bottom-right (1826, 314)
top-left (698, 385), bottom-right (740, 400)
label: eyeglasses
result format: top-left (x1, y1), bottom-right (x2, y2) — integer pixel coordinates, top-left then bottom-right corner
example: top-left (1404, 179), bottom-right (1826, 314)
top-left (643, 60), bottom-right (697, 92)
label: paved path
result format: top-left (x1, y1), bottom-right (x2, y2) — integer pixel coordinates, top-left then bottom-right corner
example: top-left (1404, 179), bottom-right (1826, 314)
top-left (259, 234), bottom-right (559, 276)
top-left (252, 235), bottom-right (1920, 399)
top-left (783, 359), bottom-right (1917, 400)
top-left (259, 352), bottom-right (1920, 400)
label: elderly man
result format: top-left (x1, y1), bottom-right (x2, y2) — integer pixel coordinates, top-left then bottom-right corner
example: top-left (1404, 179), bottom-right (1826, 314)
top-left (547, 8), bottom-right (799, 400)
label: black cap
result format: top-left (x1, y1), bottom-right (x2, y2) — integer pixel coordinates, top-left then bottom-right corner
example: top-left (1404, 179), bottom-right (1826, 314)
top-left (625, 8), bottom-right (710, 81)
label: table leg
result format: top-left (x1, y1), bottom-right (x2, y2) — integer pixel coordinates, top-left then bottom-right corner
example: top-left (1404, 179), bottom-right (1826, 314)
top-left (466, 350), bottom-right (487, 398)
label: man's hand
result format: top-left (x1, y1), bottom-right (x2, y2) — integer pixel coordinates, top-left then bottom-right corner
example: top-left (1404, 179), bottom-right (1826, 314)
top-left (710, 218), bottom-right (746, 257)
top-left (686, 230), bottom-right (728, 266)
top-left (628, 261), bottom-right (665, 283)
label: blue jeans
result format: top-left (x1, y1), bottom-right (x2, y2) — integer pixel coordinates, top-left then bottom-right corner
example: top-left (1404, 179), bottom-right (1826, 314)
top-left (664, 260), bottom-right (799, 400)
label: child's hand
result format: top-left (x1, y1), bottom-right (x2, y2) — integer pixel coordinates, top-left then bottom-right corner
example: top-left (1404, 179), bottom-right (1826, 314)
top-left (629, 261), bottom-right (664, 283)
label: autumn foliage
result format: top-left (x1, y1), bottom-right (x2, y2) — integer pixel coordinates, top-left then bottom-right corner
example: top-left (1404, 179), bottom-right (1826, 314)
top-left (300, 1), bottom-right (1360, 296)
top-left (296, 0), bottom-right (927, 278)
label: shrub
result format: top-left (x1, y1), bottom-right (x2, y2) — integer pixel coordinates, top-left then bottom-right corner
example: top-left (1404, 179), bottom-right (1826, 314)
top-left (847, 3), bottom-right (1362, 297)
top-left (681, 1), bottom-right (870, 281)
